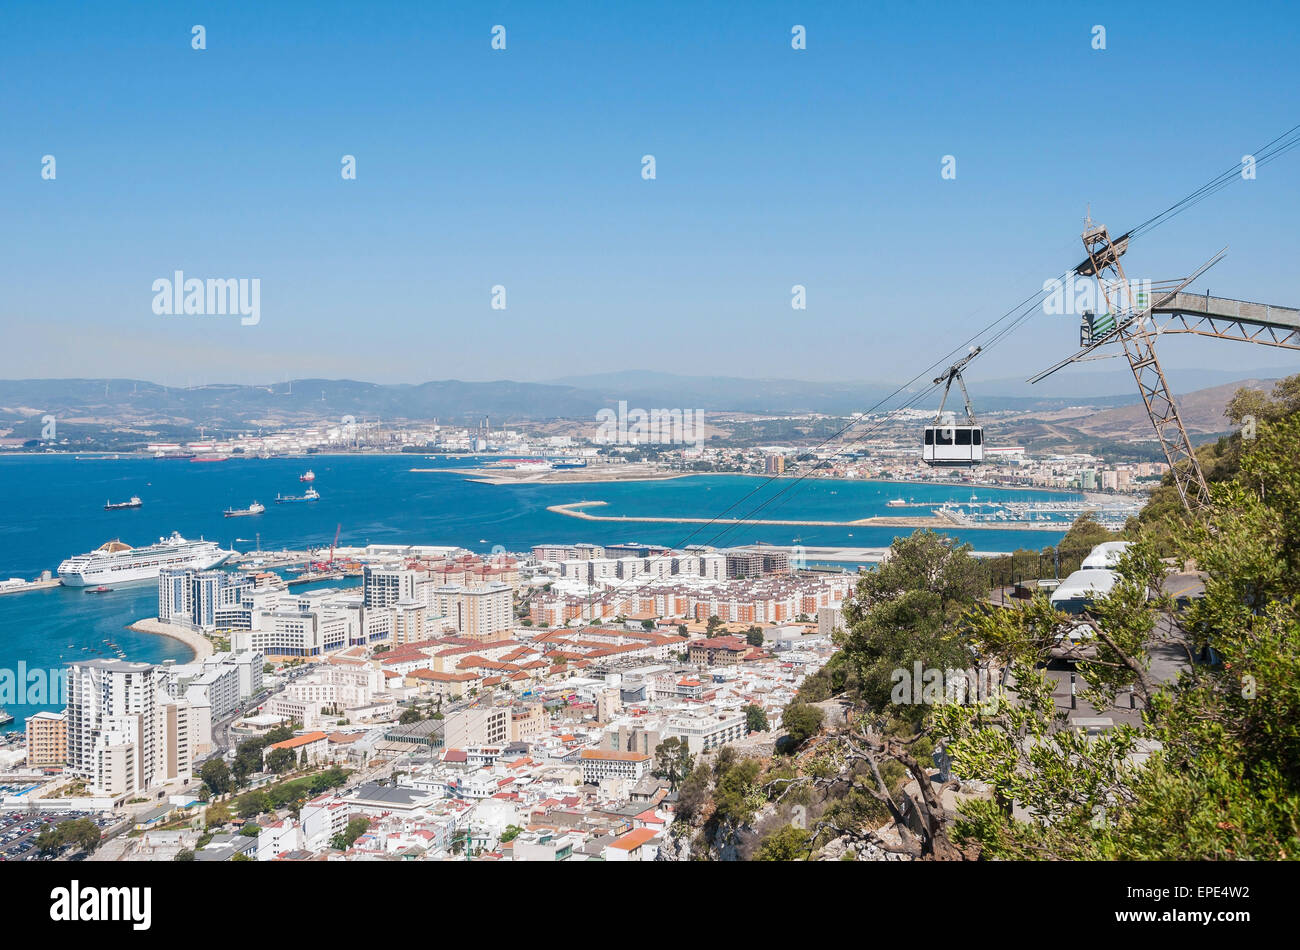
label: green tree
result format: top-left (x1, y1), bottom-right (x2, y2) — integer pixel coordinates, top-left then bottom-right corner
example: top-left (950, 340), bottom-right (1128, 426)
top-left (652, 737), bottom-right (695, 790)
top-left (744, 704), bottom-right (769, 734)
top-left (838, 530), bottom-right (988, 711)
top-left (744, 626), bottom-right (764, 648)
top-left (205, 801), bottom-right (232, 829)
top-left (330, 816), bottom-right (371, 851)
top-left (199, 758), bottom-right (232, 797)
top-left (264, 724), bottom-right (296, 744)
top-left (943, 416), bottom-right (1300, 860)
top-left (706, 615), bottom-right (722, 635)
top-left (399, 706), bottom-right (423, 724)
top-left (778, 703), bottom-right (823, 751)
top-left (754, 825), bottom-right (812, 861)
top-left (235, 790), bottom-right (270, 819)
top-left (265, 746), bottom-right (297, 774)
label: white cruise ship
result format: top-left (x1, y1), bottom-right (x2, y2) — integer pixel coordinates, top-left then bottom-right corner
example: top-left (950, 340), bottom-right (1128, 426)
top-left (57, 531), bottom-right (234, 587)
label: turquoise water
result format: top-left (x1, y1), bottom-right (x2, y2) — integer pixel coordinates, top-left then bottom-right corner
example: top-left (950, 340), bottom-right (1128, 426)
top-left (0, 454), bottom-right (1077, 730)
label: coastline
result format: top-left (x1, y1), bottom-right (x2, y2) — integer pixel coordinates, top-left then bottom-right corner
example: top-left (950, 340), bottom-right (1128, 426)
top-left (127, 617), bottom-right (214, 662)
top-left (546, 500), bottom-right (1070, 531)
top-left (428, 465), bottom-right (1139, 505)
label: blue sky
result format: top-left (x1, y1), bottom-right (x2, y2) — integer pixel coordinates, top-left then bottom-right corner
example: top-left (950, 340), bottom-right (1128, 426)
top-left (2, 0), bottom-right (1298, 392)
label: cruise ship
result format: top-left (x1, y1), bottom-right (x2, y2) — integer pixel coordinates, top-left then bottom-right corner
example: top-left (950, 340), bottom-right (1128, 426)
top-left (57, 532), bottom-right (234, 587)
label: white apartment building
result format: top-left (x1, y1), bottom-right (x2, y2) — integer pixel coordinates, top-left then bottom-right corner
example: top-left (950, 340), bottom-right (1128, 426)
top-left (578, 748), bottom-right (651, 783)
top-left (65, 659), bottom-right (196, 797)
top-left (363, 566), bottom-right (417, 608)
top-left (428, 583), bottom-right (512, 641)
top-left (665, 709), bottom-right (747, 754)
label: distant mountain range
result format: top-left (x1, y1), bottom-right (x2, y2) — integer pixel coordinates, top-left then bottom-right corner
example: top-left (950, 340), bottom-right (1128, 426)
top-left (0, 368), bottom-right (1285, 431)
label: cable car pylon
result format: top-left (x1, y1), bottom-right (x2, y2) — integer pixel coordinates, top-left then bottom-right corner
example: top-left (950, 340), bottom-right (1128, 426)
top-left (1030, 212), bottom-right (1300, 517)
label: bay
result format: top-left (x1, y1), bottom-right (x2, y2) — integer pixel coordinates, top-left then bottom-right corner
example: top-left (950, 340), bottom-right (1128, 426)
top-left (0, 454), bottom-right (1077, 730)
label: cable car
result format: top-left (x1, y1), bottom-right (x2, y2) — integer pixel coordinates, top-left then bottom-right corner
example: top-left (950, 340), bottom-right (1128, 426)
top-left (922, 347), bottom-right (985, 467)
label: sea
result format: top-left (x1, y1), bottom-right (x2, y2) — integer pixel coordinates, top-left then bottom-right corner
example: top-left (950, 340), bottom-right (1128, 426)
top-left (0, 454), bottom-right (1078, 730)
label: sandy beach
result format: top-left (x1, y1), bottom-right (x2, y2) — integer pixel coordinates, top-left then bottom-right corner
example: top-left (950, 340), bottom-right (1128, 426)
top-left (127, 617), bottom-right (214, 662)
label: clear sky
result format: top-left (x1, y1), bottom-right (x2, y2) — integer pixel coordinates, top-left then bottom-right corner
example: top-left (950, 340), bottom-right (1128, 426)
top-left (2, 0), bottom-right (1298, 391)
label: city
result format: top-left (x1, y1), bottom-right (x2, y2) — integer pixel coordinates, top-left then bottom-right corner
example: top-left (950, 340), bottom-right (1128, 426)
top-left (0, 0), bottom-right (1291, 936)
top-left (5, 539), bottom-right (847, 863)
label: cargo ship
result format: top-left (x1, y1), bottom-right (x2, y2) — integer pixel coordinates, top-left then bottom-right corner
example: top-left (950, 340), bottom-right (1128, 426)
top-left (105, 496), bottom-right (143, 510)
top-left (299, 469), bottom-right (316, 482)
top-left (57, 532), bottom-right (233, 586)
top-left (275, 488), bottom-right (320, 504)
top-left (224, 501), bottom-right (266, 518)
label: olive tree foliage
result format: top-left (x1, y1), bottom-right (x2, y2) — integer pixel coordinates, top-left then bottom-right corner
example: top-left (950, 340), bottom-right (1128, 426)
top-left (837, 530), bottom-right (989, 711)
top-left (941, 418), bottom-right (1300, 860)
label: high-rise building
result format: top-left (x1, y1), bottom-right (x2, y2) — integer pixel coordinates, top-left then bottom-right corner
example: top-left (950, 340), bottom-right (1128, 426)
top-left (363, 566), bottom-right (417, 607)
top-left (429, 583), bottom-right (513, 641)
top-left (158, 567), bottom-right (251, 631)
top-left (65, 658), bottom-right (197, 797)
top-left (66, 660), bottom-right (154, 796)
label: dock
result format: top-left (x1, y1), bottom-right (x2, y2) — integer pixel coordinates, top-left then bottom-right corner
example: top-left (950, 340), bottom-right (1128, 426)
top-left (0, 578), bottom-right (61, 596)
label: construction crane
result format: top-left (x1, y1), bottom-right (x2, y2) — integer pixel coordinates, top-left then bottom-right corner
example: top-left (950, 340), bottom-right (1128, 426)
top-left (1029, 214), bottom-right (1300, 515)
top-left (311, 524), bottom-right (342, 571)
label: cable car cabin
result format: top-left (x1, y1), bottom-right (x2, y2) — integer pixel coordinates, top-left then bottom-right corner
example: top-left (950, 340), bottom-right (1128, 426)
top-left (922, 425), bottom-right (984, 466)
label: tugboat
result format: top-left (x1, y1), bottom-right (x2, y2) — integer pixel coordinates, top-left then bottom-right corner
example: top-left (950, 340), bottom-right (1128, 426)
top-left (224, 501), bottom-right (266, 518)
top-left (105, 496), bottom-right (143, 510)
top-left (299, 469), bottom-right (316, 482)
top-left (275, 488), bottom-right (320, 504)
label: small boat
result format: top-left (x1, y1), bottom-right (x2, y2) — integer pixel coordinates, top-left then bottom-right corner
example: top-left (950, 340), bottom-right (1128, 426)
top-left (105, 496), bottom-right (142, 510)
top-left (85, 586), bottom-right (113, 594)
top-left (0, 708), bottom-right (13, 726)
top-left (275, 488), bottom-right (320, 504)
top-left (299, 469), bottom-right (316, 482)
top-left (225, 501), bottom-right (266, 518)
top-left (478, 539), bottom-right (489, 544)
